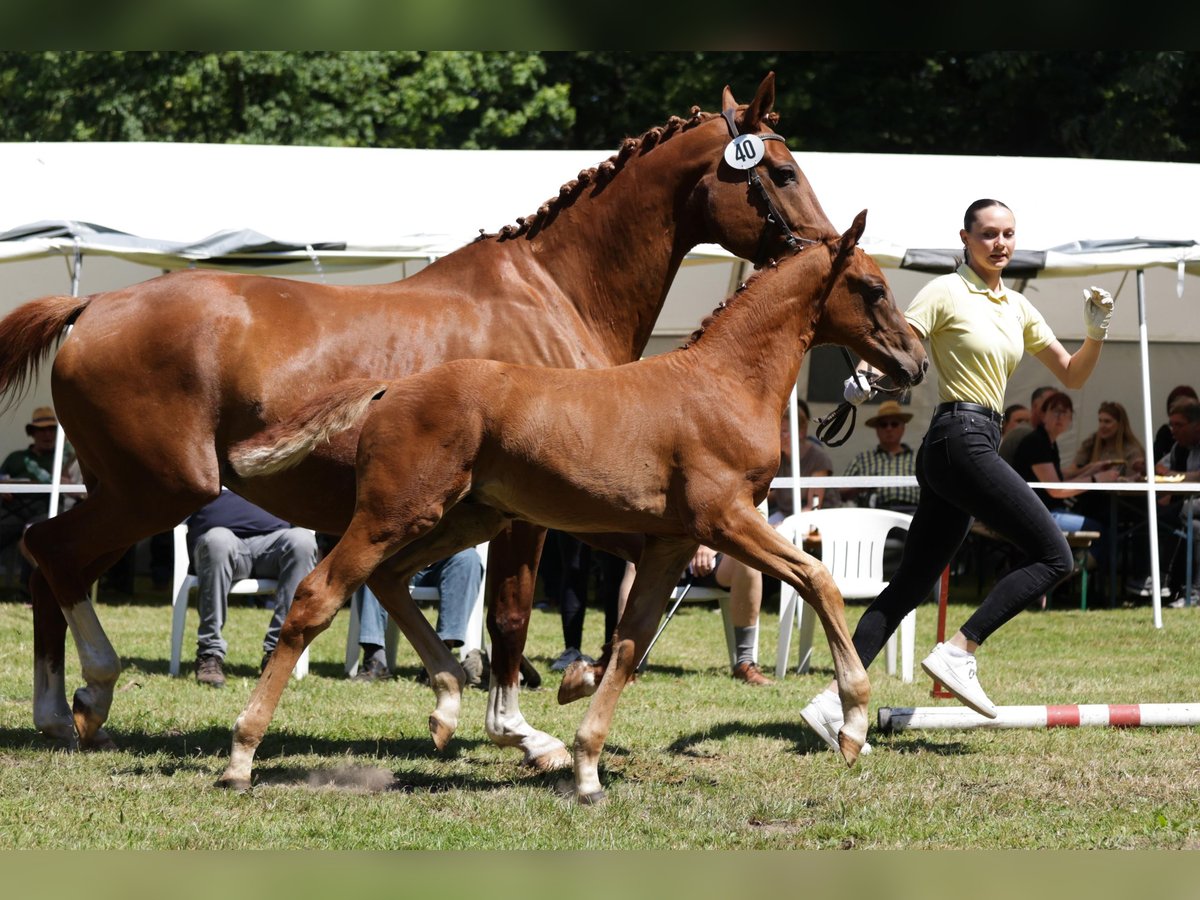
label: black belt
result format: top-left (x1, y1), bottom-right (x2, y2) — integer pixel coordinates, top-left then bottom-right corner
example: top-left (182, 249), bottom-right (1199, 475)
top-left (934, 401), bottom-right (1002, 426)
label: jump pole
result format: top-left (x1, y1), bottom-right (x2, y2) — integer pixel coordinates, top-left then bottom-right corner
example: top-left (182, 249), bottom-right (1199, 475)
top-left (879, 703), bottom-right (1200, 733)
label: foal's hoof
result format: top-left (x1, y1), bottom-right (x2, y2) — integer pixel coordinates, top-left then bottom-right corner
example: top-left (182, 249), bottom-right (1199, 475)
top-left (577, 788), bottom-right (607, 806)
top-left (557, 661), bottom-right (601, 705)
top-left (838, 730), bottom-right (863, 768)
top-left (429, 714), bottom-right (455, 752)
top-left (215, 772), bottom-right (252, 792)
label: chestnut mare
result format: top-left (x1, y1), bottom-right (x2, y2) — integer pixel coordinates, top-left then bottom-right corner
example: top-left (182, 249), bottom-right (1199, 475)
top-left (219, 210), bottom-right (927, 801)
top-left (0, 74), bottom-right (833, 764)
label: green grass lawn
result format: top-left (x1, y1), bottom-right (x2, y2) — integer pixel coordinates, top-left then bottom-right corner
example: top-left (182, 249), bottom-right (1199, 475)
top-left (0, 585), bottom-right (1197, 849)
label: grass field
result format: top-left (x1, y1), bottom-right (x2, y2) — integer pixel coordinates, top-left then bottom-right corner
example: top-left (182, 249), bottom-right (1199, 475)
top-left (1, 583), bottom-right (1198, 850)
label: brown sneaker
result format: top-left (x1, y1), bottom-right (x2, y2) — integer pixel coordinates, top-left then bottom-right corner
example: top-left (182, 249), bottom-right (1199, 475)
top-left (731, 660), bottom-right (773, 686)
top-left (195, 654), bottom-right (226, 688)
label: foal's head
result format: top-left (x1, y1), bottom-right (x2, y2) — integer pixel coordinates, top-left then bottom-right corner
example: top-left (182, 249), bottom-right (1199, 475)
top-left (817, 211), bottom-right (928, 389)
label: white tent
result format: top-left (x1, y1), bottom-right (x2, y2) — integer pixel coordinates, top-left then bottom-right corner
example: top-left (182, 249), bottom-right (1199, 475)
top-left (2, 142), bottom-right (1198, 622)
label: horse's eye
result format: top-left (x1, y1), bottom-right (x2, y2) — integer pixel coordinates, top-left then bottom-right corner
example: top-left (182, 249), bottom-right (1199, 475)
top-left (771, 166), bottom-right (797, 187)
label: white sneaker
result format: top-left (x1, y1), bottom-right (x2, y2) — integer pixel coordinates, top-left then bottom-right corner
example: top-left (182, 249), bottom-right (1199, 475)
top-left (921, 643), bottom-right (997, 718)
top-left (799, 689), bottom-right (871, 755)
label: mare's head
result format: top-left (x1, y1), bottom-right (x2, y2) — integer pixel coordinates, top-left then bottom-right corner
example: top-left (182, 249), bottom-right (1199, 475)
top-left (816, 210), bottom-right (927, 389)
top-left (683, 72), bottom-right (836, 267)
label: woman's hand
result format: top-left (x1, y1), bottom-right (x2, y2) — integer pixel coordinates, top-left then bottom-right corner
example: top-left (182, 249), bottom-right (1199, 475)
top-left (1083, 286), bottom-right (1114, 341)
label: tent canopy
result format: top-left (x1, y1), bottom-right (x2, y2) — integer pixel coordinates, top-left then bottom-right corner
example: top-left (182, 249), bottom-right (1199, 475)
top-left (1, 142), bottom-right (1197, 277)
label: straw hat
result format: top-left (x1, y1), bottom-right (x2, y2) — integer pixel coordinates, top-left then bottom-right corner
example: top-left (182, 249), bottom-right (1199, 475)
top-left (864, 400), bottom-right (912, 428)
top-left (25, 406), bottom-right (58, 434)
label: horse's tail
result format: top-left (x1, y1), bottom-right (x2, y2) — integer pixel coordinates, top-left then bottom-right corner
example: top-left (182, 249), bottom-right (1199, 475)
top-left (229, 378), bottom-right (392, 478)
top-left (0, 294), bottom-right (90, 414)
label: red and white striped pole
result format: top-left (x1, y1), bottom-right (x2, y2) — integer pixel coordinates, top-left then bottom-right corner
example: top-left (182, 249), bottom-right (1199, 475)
top-left (879, 703), bottom-right (1200, 733)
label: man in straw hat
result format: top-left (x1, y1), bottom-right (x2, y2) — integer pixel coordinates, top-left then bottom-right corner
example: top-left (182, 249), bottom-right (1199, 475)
top-left (2, 407), bottom-right (69, 597)
top-left (841, 399), bottom-right (919, 514)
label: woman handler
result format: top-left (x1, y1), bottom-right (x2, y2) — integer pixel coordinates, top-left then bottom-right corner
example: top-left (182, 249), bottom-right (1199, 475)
top-left (801, 199), bottom-right (1115, 749)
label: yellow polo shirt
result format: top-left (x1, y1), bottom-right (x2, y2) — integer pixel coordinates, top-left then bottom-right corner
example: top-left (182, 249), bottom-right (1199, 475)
top-left (904, 264), bottom-right (1056, 414)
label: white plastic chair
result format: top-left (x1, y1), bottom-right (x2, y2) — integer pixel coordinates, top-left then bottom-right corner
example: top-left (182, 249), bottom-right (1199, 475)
top-left (775, 508), bottom-right (916, 682)
top-left (169, 523), bottom-right (311, 679)
top-left (639, 583), bottom-right (748, 672)
top-left (344, 542), bottom-right (489, 677)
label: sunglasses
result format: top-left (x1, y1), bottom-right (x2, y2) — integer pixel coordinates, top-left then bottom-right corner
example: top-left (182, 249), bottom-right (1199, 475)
top-left (29, 425), bottom-right (57, 433)
top-left (875, 420), bottom-right (903, 428)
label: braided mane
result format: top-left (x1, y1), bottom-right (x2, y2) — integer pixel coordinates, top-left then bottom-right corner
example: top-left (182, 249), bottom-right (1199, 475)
top-left (474, 109), bottom-right (781, 243)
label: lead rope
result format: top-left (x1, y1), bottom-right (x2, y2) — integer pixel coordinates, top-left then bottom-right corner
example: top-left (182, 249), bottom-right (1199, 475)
top-left (813, 349), bottom-right (908, 447)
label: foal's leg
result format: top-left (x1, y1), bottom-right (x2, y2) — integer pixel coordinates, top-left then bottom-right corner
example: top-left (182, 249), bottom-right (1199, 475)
top-left (220, 517), bottom-right (399, 790)
top-left (483, 521), bottom-right (572, 771)
top-left (706, 506), bottom-right (870, 765)
top-left (363, 566), bottom-right (464, 750)
top-left (364, 504), bottom-right (509, 752)
top-left (571, 536), bottom-right (695, 804)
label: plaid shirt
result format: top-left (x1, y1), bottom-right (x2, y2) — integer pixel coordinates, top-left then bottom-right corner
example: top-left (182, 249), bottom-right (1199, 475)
top-left (843, 443), bottom-right (919, 509)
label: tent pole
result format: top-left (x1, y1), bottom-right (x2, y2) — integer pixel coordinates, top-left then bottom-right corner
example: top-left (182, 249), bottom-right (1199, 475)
top-left (48, 241), bottom-right (82, 520)
top-left (1136, 268), bottom-right (1163, 628)
top-left (788, 382), bottom-right (802, 524)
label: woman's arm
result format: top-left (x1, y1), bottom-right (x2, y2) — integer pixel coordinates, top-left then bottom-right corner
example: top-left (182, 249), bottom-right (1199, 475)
top-left (1034, 337), bottom-right (1103, 390)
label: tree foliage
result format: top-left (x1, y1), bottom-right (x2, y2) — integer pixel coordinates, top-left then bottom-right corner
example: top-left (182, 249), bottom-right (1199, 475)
top-left (1, 51), bottom-right (1196, 161)
top-left (0, 51), bottom-right (574, 149)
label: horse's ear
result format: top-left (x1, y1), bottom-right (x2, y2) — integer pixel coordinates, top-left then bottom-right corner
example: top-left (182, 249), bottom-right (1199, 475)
top-left (722, 84), bottom-right (737, 117)
top-left (741, 72), bottom-right (776, 131)
top-left (839, 209), bottom-right (868, 252)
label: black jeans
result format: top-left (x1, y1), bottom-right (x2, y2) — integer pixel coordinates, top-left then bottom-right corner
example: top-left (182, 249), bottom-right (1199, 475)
top-left (852, 406), bottom-right (1074, 669)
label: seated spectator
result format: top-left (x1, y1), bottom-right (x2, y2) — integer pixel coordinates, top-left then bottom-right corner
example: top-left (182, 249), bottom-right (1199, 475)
top-left (2, 406), bottom-right (75, 598)
top-left (1155, 397), bottom-right (1200, 606)
top-left (841, 399), bottom-right (919, 514)
top-left (189, 491), bottom-right (318, 688)
top-left (1153, 385), bottom-right (1197, 463)
top-left (351, 547), bottom-right (484, 684)
top-left (767, 399), bottom-right (840, 525)
top-left (1065, 400), bottom-right (1146, 480)
top-left (616, 542), bottom-right (771, 685)
top-left (999, 385), bottom-right (1054, 466)
top-left (1012, 391), bottom-right (1119, 569)
top-left (546, 530), bottom-right (624, 674)
top-left (1001, 403), bottom-right (1030, 436)
top-left (1063, 400), bottom-right (1148, 595)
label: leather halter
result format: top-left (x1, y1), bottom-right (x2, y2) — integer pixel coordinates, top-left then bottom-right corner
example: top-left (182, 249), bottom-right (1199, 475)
top-left (720, 108), bottom-right (817, 266)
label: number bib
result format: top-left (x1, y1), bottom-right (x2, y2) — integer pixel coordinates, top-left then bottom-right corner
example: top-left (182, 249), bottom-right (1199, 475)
top-left (723, 134), bottom-right (766, 170)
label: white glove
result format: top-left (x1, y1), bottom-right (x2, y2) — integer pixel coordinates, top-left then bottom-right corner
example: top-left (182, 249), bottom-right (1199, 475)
top-left (1083, 286), bottom-right (1114, 341)
top-left (843, 372), bottom-right (875, 406)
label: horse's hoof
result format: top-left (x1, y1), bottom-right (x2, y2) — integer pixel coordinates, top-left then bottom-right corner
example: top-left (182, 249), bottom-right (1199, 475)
top-left (577, 788), bottom-right (607, 806)
top-left (80, 727), bottom-right (117, 752)
top-left (557, 661), bottom-right (600, 705)
top-left (429, 714), bottom-right (455, 752)
top-left (215, 772), bottom-right (252, 792)
top-left (838, 730), bottom-right (863, 768)
top-left (524, 744), bottom-right (572, 772)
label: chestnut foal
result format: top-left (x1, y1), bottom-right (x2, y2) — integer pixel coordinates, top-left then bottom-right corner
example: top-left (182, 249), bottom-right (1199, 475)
top-left (219, 210), bottom-right (926, 801)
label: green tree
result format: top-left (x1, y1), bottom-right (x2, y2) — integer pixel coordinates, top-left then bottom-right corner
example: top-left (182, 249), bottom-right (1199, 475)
top-left (0, 51), bottom-right (574, 149)
top-left (1, 51), bottom-right (1196, 161)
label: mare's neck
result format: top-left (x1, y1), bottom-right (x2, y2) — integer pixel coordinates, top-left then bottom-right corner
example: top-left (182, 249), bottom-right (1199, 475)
top-left (499, 123), bottom-right (724, 365)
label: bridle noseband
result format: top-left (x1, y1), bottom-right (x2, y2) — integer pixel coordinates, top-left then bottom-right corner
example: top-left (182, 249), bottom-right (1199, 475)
top-left (720, 108), bottom-right (817, 267)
